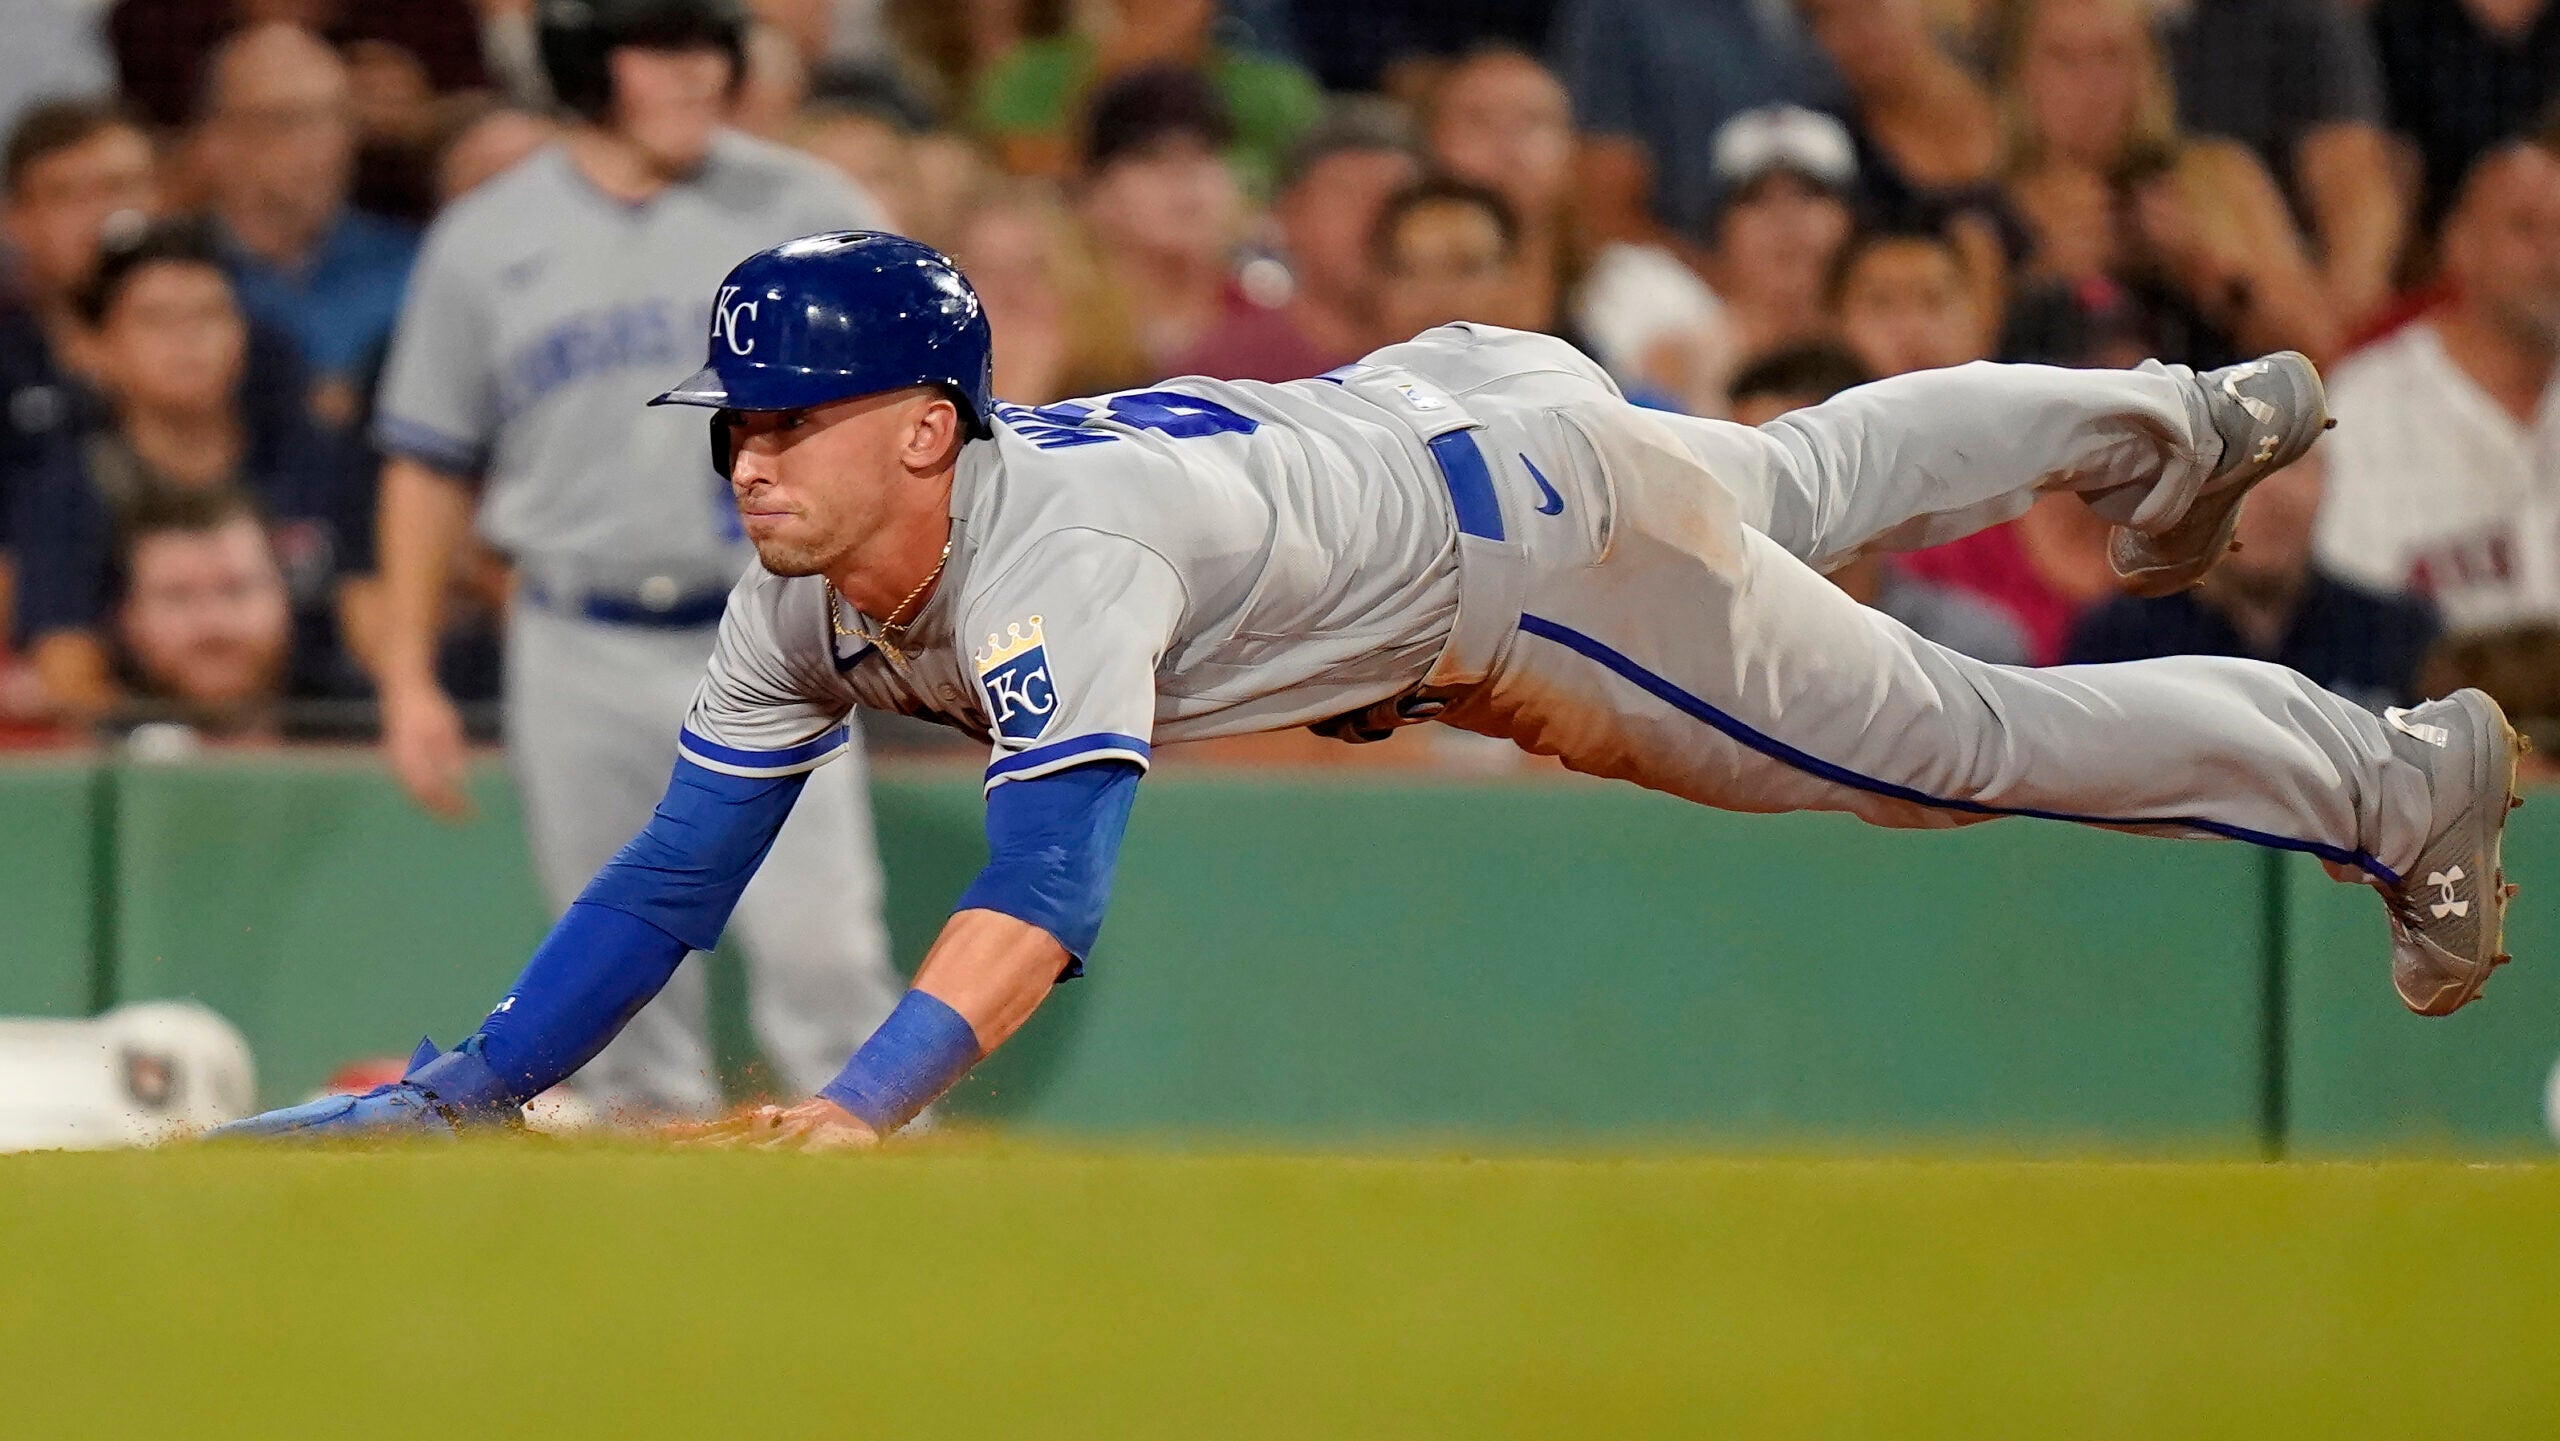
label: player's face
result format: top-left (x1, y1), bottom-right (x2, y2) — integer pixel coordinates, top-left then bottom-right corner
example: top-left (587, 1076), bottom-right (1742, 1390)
top-left (610, 44), bottom-right (734, 174)
top-left (723, 388), bottom-right (946, 577)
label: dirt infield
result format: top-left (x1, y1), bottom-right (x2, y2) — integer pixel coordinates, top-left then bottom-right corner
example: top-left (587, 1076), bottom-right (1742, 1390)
top-left (5, 1142), bottom-right (2556, 1438)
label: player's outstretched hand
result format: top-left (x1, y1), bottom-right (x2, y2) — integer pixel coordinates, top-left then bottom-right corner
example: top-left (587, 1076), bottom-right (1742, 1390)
top-left (665, 1097), bottom-right (881, 1152)
top-left (382, 679), bottom-right (474, 819)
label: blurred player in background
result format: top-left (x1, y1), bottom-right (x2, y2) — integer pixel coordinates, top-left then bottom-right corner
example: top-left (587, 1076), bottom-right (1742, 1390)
top-left (362, 0), bottom-right (901, 1120)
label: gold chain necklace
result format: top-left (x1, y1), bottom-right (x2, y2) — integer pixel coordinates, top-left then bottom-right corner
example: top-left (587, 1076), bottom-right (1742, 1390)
top-left (831, 542), bottom-right (952, 665)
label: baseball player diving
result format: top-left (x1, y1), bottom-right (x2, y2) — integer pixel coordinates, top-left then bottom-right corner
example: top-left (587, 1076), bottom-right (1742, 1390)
top-left (214, 231), bottom-right (2528, 1147)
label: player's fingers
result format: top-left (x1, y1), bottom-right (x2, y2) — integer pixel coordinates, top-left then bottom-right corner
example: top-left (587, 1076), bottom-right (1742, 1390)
top-left (662, 1103), bottom-right (772, 1147)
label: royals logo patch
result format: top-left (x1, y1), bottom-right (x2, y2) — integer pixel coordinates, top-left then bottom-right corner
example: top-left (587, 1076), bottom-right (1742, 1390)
top-left (975, 615), bottom-right (1057, 744)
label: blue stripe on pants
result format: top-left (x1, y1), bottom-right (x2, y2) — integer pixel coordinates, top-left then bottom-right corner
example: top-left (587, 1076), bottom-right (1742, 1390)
top-left (1516, 613), bottom-right (2398, 885)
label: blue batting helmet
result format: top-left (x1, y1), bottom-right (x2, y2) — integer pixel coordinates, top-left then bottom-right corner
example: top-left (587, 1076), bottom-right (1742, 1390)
top-left (650, 231), bottom-right (997, 441)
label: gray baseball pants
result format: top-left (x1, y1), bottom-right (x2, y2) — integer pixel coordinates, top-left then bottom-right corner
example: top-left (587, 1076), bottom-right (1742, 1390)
top-left (1383, 328), bottom-right (2432, 884)
top-left (505, 603), bottom-right (904, 1118)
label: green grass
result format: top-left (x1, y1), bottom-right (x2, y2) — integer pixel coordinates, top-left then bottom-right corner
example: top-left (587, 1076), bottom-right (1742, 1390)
top-left (6, 1143), bottom-right (2557, 1439)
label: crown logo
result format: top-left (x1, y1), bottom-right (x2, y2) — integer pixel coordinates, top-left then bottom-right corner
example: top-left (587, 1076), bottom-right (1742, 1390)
top-left (973, 614), bottom-right (1045, 670)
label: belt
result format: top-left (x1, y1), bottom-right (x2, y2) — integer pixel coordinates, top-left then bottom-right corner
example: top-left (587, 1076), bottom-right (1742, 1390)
top-left (1310, 364), bottom-right (1528, 741)
top-left (520, 578), bottom-right (730, 630)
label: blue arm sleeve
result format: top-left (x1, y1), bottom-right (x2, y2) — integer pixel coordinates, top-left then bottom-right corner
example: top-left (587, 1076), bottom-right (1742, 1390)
top-left (952, 760), bottom-right (1141, 971)
top-left (461, 757), bottom-right (804, 1103)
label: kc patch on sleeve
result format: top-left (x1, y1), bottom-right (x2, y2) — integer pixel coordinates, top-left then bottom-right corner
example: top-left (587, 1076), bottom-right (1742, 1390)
top-left (975, 615), bottom-right (1058, 744)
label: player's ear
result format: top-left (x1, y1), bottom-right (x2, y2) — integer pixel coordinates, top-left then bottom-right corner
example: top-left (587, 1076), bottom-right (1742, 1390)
top-left (900, 390), bottom-right (962, 474)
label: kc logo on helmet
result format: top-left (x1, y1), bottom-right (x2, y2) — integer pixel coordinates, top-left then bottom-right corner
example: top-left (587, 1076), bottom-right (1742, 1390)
top-left (974, 615), bottom-right (1057, 744)
top-left (714, 285), bottom-right (760, 356)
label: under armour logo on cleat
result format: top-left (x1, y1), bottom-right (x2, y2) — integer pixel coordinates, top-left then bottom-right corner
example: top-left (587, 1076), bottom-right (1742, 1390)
top-left (2222, 365), bottom-right (2277, 424)
top-left (2427, 867), bottom-right (2470, 920)
top-left (2253, 433), bottom-right (2280, 463)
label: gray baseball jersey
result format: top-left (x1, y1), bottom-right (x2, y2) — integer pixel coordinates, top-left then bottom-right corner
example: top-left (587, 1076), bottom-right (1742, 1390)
top-left (679, 374), bottom-right (1469, 788)
top-left (373, 132), bottom-right (886, 596)
top-left (679, 323), bottom-right (2436, 901)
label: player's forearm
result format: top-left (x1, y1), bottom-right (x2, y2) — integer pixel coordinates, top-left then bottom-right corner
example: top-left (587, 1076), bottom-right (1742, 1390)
top-left (917, 909), bottom-right (1075, 1053)
top-left (812, 763), bottom-right (1141, 1132)
top-left (373, 458), bottom-right (475, 693)
top-left (814, 910), bottom-right (1068, 1132)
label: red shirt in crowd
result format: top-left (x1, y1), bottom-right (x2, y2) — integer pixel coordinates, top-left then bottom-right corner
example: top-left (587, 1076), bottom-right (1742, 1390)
top-left (1895, 523), bottom-right (2091, 668)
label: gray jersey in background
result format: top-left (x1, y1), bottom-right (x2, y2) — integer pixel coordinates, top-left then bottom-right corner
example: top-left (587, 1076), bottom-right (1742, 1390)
top-left (375, 132), bottom-right (885, 599)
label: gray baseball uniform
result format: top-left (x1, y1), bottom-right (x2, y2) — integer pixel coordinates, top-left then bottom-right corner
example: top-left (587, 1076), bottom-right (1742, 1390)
top-left (373, 133), bottom-right (905, 1116)
top-left (678, 323), bottom-right (2430, 894)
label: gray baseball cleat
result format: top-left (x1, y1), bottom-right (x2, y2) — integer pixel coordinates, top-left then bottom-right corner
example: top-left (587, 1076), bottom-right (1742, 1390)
top-left (2379, 690), bottom-right (2527, 1017)
top-left (2110, 351), bottom-right (2332, 598)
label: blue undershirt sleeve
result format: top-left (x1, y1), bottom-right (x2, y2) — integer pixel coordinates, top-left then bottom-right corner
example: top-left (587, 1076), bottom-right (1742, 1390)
top-left (953, 760), bottom-right (1142, 971)
top-left (462, 757), bottom-right (805, 1103)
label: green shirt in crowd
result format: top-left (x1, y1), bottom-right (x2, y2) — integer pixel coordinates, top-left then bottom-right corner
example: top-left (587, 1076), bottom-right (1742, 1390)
top-left (972, 39), bottom-right (1326, 194)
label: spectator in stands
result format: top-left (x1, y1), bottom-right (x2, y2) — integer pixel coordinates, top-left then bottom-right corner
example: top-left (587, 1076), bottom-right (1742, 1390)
top-left (973, 0), bottom-right (1322, 190)
top-left (193, 23), bottom-right (420, 429)
top-left (1373, 177), bottom-right (1527, 339)
top-left (2160, 0), bottom-right (2405, 327)
top-left (107, 0), bottom-right (489, 130)
top-left (1701, 107), bottom-right (1859, 384)
top-left (1731, 343), bottom-right (2032, 665)
top-left (792, 96), bottom-right (926, 233)
top-left (1423, 49), bottom-right (1584, 340)
top-left (1, 102), bottom-right (158, 492)
top-left (1422, 47), bottom-right (1727, 409)
top-left (883, 0), bottom-right (1067, 122)
top-left (109, 484), bottom-right (297, 733)
top-left (1899, 488), bottom-right (2118, 667)
top-left (2069, 444), bottom-right (2438, 710)
top-left (1176, 104), bottom-right (1419, 382)
top-left (734, 21), bottom-right (810, 139)
top-left (1796, 0), bottom-right (2018, 326)
top-left (2372, 0), bottom-right (2560, 231)
top-left (950, 179), bottom-right (1150, 403)
top-left (1550, 0), bottom-right (1841, 248)
top-left (793, 75), bottom-right (994, 249)
top-left (1290, 0), bottom-right (1557, 94)
top-left (427, 95), bottom-right (555, 208)
top-left (1997, 0), bottom-right (2336, 367)
top-left (1075, 68), bottom-right (1253, 372)
top-left (2315, 141), bottom-right (2560, 636)
top-left (1830, 225), bottom-right (1990, 380)
top-left (9, 219), bottom-right (367, 719)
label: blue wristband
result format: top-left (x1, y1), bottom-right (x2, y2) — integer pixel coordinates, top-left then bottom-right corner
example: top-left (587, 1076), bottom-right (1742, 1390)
top-left (816, 991), bottom-right (982, 1133)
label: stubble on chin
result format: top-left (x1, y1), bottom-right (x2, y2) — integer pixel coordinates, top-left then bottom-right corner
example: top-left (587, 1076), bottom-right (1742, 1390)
top-left (750, 537), bottom-right (827, 578)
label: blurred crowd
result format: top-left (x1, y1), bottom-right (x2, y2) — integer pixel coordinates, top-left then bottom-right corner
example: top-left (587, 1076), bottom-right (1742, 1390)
top-left (1, 0), bottom-right (2557, 754)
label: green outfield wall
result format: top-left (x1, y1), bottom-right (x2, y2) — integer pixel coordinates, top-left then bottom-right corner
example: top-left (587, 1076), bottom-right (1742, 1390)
top-left (3, 753), bottom-right (2554, 1151)
top-left (0, 759), bottom-right (100, 1018)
